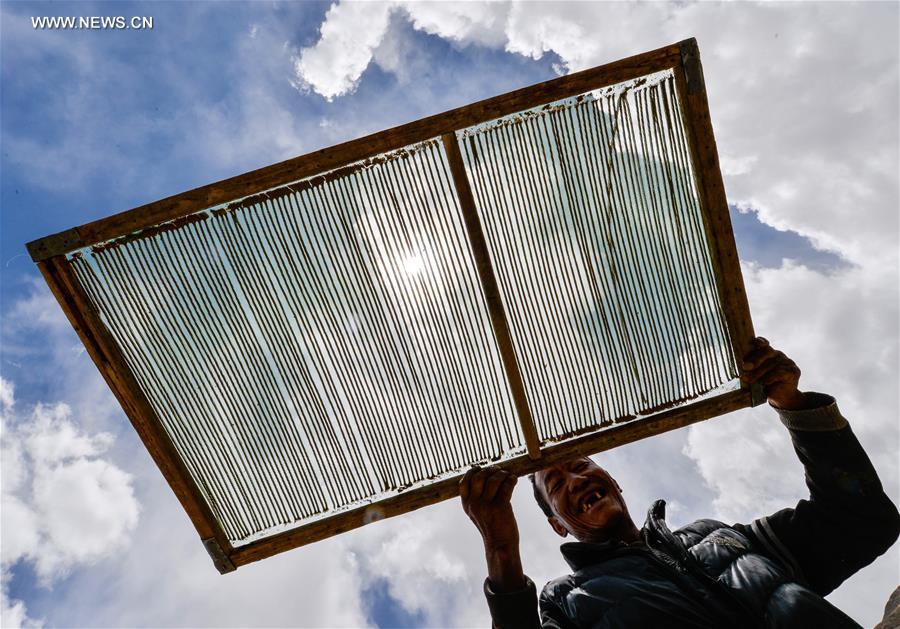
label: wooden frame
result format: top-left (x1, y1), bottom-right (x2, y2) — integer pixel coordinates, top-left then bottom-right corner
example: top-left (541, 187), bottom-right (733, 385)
top-left (28, 38), bottom-right (759, 573)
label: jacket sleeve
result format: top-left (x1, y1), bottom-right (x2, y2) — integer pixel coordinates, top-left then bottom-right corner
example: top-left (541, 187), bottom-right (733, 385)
top-left (742, 392), bottom-right (900, 596)
top-left (484, 576), bottom-right (573, 629)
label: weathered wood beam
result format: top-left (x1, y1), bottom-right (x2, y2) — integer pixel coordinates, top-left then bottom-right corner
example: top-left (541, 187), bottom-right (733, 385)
top-left (442, 133), bottom-right (542, 460)
top-left (674, 39), bottom-right (759, 403)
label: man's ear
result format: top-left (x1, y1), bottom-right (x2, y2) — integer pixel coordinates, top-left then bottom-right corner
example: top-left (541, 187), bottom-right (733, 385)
top-left (549, 516), bottom-right (568, 538)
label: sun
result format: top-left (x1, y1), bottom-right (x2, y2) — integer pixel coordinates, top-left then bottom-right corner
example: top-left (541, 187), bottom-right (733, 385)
top-left (401, 253), bottom-right (427, 276)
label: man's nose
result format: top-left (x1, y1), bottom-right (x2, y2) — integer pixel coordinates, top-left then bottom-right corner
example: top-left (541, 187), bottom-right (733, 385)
top-left (569, 474), bottom-right (591, 495)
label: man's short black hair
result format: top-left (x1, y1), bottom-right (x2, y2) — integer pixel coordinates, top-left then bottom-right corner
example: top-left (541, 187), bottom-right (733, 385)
top-left (529, 472), bottom-right (554, 518)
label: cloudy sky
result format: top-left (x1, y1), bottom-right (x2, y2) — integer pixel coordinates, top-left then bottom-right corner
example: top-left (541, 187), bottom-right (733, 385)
top-left (1, 1), bottom-right (897, 627)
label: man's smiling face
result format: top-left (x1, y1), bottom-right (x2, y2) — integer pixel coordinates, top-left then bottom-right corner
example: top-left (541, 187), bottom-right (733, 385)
top-left (534, 457), bottom-right (637, 544)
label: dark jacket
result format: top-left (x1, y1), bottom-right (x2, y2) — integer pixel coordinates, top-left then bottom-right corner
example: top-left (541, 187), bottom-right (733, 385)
top-left (484, 393), bottom-right (900, 628)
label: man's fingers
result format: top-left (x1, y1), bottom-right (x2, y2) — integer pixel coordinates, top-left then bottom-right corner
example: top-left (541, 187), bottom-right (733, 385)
top-left (744, 349), bottom-right (787, 376)
top-left (495, 475), bottom-right (517, 504)
top-left (460, 466), bottom-right (519, 506)
top-left (742, 336), bottom-right (769, 361)
top-left (742, 345), bottom-right (777, 370)
top-left (744, 357), bottom-right (797, 384)
top-left (459, 467), bottom-right (479, 502)
top-left (760, 363), bottom-right (801, 386)
top-left (469, 466), bottom-right (496, 498)
top-left (482, 469), bottom-right (509, 502)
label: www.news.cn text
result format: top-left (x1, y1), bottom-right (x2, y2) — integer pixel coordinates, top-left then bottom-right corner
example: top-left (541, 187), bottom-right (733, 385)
top-left (32, 16), bottom-right (153, 30)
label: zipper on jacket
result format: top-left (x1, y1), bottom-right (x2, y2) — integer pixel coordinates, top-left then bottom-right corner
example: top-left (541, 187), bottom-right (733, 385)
top-left (644, 504), bottom-right (762, 629)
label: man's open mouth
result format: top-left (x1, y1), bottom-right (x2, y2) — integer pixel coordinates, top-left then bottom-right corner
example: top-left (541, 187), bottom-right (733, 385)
top-left (580, 488), bottom-right (607, 513)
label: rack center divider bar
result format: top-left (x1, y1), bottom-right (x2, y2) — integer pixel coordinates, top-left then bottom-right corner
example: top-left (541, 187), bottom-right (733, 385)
top-left (28, 38), bottom-right (762, 574)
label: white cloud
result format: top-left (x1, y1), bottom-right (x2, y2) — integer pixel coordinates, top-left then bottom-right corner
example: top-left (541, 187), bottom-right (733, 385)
top-left (23, 404), bottom-right (113, 465)
top-left (294, 1), bottom-right (396, 101)
top-left (0, 392), bottom-right (140, 582)
top-left (355, 516), bottom-right (469, 619)
top-left (1, 587), bottom-right (41, 629)
top-left (294, 1), bottom-right (513, 100)
top-left (0, 378), bottom-right (140, 626)
top-left (0, 379), bottom-right (14, 412)
top-left (0, 495), bottom-right (40, 568)
top-left (687, 258), bottom-right (900, 519)
top-left (401, 2), bottom-right (510, 48)
top-left (36, 467), bottom-right (370, 628)
top-left (32, 457), bottom-right (137, 571)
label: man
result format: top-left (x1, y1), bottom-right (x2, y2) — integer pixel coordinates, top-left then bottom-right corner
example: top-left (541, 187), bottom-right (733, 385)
top-left (460, 337), bottom-right (900, 627)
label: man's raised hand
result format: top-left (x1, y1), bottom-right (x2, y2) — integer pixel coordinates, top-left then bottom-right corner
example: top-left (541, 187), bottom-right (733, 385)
top-left (740, 336), bottom-right (807, 410)
top-left (460, 466), bottom-right (519, 549)
top-left (460, 466), bottom-right (526, 591)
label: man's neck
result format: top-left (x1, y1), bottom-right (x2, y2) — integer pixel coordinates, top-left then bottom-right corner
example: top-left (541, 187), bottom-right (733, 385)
top-left (619, 523), bottom-right (642, 544)
top-left (578, 519), bottom-right (641, 545)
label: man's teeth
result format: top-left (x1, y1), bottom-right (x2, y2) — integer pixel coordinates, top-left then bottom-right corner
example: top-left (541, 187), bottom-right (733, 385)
top-left (581, 491), bottom-right (605, 512)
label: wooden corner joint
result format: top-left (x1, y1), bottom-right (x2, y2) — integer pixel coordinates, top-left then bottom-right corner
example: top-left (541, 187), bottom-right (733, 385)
top-left (26, 228), bottom-right (83, 262)
top-left (679, 38), bottom-right (706, 96)
top-left (749, 382), bottom-right (767, 407)
top-left (203, 537), bottom-right (236, 574)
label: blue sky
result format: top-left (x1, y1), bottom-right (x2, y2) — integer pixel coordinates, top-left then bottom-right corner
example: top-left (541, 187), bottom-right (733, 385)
top-left (1, 2), bottom-right (896, 627)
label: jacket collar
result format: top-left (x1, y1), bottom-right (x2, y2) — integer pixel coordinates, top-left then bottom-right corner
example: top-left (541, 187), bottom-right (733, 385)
top-left (560, 539), bottom-right (631, 571)
top-left (558, 500), bottom-right (668, 571)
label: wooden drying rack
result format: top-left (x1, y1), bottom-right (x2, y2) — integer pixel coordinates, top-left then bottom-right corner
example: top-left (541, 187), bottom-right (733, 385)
top-left (27, 38), bottom-right (761, 573)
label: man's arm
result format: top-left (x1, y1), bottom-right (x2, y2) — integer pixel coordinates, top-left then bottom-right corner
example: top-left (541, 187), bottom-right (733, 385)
top-left (460, 467), bottom-right (543, 629)
top-left (738, 338), bottom-right (900, 595)
top-left (483, 576), bottom-right (573, 629)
